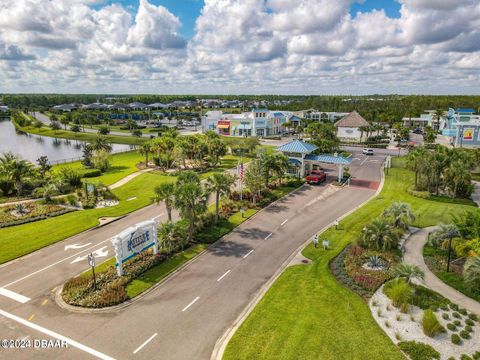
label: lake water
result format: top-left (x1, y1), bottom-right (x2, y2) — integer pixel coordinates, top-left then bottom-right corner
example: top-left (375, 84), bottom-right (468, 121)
top-left (0, 119), bottom-right (133, 164)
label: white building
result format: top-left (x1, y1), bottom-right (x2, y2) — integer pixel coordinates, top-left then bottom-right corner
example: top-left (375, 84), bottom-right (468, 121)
top-left (302, 110), bottom-right (350, 122)
top-left (334, 111), bottom-right (370, 141)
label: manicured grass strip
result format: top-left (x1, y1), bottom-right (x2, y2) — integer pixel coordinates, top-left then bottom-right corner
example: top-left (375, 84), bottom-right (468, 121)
top-left (0, 173), bottom-right (174, 264)
top-left (14, 121), bottom-right (146, 145)
top-left (53, 151), bottom-right (144, 186)
top-left (223, 165), bottom-right (476, 360)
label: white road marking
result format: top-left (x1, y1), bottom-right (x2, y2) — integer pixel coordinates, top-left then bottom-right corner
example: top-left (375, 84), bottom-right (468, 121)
top-left (153, 213), bottom-right (165, 220)
top-left (217, 270), bottom-right (231, 282)
top-left (360, 157), bottom-right (369, 166)
top-left (0, 308), bottom-right (116, 360)
top-left (64, 243), bottom-right (92, 251)
top-left (133, 333), bottom-right (158, 354)
top-left (281, 219), bottom-right (288, 226)
top-left (70, 246), bottom-right (109, 264)
top-left (264, 233), bottom-right (272, 240)
top-left (243, 249), bottom-right (254, 259)
top-left (3, 240), bottom-right (111, 288)
top-left (182, 296), bottom-right (200, 312)
top-left (0, 288), bottom-right (30, 303)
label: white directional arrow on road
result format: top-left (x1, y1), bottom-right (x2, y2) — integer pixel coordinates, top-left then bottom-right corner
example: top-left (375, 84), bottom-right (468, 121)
top-left (70, 246), bottom-right (109, 264)
top-left (64, 243), bottom-right (92, 251)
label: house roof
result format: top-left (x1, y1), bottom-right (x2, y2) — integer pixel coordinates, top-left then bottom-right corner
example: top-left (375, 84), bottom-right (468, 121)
top-left (276, 140), bottom-right (318, 154)
top-left (334, 111), bottom-right (369, 128)
top-left (305, 154), bottom-right (352, 165)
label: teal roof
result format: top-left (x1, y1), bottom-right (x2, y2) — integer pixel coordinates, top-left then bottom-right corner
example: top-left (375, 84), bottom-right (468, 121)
top-left (305, 154), bottom-right (352, 165)
top-left (288, 158), bottom-right (301, 166)
top-left (276, 140), bottom-right (318, 154)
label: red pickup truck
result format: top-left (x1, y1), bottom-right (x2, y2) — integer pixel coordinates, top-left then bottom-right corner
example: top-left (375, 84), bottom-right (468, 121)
top-left (306, 170), bottom-right (327, 185)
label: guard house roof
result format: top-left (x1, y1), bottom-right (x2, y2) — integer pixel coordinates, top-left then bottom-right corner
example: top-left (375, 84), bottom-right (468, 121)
top-left (276, 140), bottom-right (318, 154)
top-left (305, 154), bottom-right (352, 165)
top-left (457, 108), bottom-right (475, 114)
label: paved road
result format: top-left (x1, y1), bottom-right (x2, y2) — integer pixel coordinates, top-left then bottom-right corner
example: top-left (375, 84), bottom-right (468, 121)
top-left (0, 150), bottom-right (384, 360)
top-left (403, 227), bottom-right (480, 314)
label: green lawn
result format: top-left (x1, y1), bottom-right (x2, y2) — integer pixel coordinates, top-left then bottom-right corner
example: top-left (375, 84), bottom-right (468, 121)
top-left (14, 121), bottom-right (146, 145)
top-left (0, 173), bottom-right (174, 264)
top-left (53, 151), bottom-right (144, 186)
top-left (224, 163), bottom-right (476, 360)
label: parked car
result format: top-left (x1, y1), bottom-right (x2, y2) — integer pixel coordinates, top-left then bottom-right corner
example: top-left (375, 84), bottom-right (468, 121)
top-left (362, 148), bottom-right (374, 155)
top-left (412, 128), bottom-right (424, 135)
top-left (306, 170), bottom-right (327, 185)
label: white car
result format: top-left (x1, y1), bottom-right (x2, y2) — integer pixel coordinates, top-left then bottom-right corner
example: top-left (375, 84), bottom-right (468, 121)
top-left (362, 148), bottom-right (374, 155)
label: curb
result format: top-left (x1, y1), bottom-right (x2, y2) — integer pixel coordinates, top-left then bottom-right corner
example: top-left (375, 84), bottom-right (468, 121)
top-left (211, 164), bottom-right (386, 360)
top-left (54, 183), bottom-right (307, 314)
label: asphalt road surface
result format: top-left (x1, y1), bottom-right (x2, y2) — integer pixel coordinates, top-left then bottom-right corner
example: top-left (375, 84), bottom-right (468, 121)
top-left (0, 150), bottom-right (384, 360)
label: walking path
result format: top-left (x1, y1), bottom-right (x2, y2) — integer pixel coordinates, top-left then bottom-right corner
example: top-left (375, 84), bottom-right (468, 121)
top-left (403, 227), bottom-right (480, 314)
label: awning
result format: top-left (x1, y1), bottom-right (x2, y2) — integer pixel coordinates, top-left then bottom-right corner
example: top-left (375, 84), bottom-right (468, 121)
top-left (218, 124), bottom-right (230, 129)
top-left (238, 124), bottom-right (252, 130)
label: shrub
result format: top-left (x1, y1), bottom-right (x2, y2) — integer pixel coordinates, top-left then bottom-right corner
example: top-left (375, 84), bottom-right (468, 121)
top-left (451, 334), bottom-right (462, 345)
top-left (443, 313), bottom-right (450, 320)
top-left (422, 309), bottom-right (445, 337)
top-left (453, 312), bottom-right (462, 319)
top-left (57, 167), bottom-right (82, 187)
top-left (398, 341), bottom-right (440, 360)
top-left (473, 351), bottom-right (480, 360)
top-left (411, 285), bottom-right (450, 310)
top-left (384, 278), bottom-right (412, 312)
top-left (468, 313), bottom-right (478, 321)
top-left (466, 319), bottom-right (475, 326)
top-left (82, 169), bottom-right (102, 178)
top-left (447, 323), bottom-right (457, 331)
top-left (462, 355), bottom-right (473, 360)
top-left (440, 304), bottom-right (449, 311)
top-left (453, 320), bottom-right (462, 326)
top-left (460, 330), bottom-right (471, 339)
top-left (450, 303), bottom-right (459, 311)
top-left (465, 325), bottom-right (473, 333)
top-left (460, 308), bottom-right (468, 316)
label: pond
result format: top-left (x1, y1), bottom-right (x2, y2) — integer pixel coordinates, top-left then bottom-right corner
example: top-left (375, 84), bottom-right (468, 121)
top-left (0, 119), bottom-right (133, 164)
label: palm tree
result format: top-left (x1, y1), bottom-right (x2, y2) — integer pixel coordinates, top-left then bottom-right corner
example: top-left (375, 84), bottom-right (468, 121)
top-left (153, 183), bottom-right (176, 222)
top-left (393, 264), bottom-right (424, 284)
top-left (0, 152), bottom-right (33, 195)
top-left (272, 153), bottom-right (290, 185)
top-left (358, 125), bottom-right (369, 142)
top-left (432, 109), bottom-right (443, 131)
top-left (382, 202), bottom-right (415, 229)
top-left (139, 142), bottom-right (152, 168)
top-left (358, 218), bottom-right (400, 251)
top-left (406, 147), bottom-right (428, 191)
top-left (174, 181), bottom-right (209, 243)
top-left (463, 256), bottom-right (480, 289)
top-left (429, 224), bottom-right (460, 272)
top-left (157, 221), bottom-right (187, 254)
top-left (444, 160), bottom-right (471, 199)
top-left (206, 173), bottom-right (235, 223)
top-left (91, 135), bottom-right (112, 153)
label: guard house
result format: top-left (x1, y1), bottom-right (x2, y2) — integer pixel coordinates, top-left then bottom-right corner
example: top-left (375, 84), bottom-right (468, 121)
top-left (276, 140), bottom-right (352, 182)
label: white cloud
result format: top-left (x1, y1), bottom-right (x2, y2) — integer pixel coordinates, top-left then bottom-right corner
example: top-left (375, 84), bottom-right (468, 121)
top-left (0, 0), bottom-right (478, 94)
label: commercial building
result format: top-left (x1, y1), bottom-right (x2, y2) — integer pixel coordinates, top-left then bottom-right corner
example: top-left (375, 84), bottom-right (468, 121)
top-left (442, 108), bottom-right (480, 147)
top-left (334, 111), bottom-right (370, 142)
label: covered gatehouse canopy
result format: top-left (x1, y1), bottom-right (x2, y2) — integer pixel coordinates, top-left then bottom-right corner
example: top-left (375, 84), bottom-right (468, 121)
top-left (304, 154), bottom-right (352, 165)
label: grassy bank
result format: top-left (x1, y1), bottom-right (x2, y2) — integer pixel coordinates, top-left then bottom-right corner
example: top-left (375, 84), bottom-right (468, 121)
top-left (14, 120), bottom-right (146, 145)
top-left (224, 161), bottom-right (476, 360)
top-left (53, 151), bottom-right (144, 186)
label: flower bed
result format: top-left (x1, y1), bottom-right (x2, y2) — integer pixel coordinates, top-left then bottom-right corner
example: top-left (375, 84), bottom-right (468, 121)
top-left (330, 244), bottom-right (399, 299)
top-left (62, 251), bottom-right (167, 308)
top-left (0, 202), bottom-right (75, 228)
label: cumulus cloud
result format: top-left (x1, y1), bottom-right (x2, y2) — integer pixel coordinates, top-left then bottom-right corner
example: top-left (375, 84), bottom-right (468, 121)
top-left (0, 0), bottom-right (478, 94)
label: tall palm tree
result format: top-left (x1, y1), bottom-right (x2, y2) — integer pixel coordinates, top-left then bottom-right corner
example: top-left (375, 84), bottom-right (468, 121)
top-left (429, 224), bottom-right (461, 272)
top-left (382, 202), bottom-right (415, 229)
top-left (406, 147), bottom-right (428, 191)
top-left (153, 183), bottom-right (176, 222)
top-left (174, 181), bottom-right (209, 243)
top-left (139, 142), bottom-right (152, 168)
top-left (0, 152), bottom-right (33, 195)
top-left (393, 264), bottom-right (424, 284)
top-left (463, 256), bottom-right (480, 289)
top-left (444, 160), bottom-right (471, 199)
top-left (91, 136), bottom-right (113, 153)
top-left (272, 153), bottom-right (290, 185)
top-left (206, 173), bottom-right (235, 223)
top-left (358, 218), bottom-right (399, 251)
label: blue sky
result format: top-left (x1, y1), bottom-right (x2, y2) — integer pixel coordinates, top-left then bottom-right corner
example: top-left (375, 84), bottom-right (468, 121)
top-left (104, 0), bottom-right (402, 38)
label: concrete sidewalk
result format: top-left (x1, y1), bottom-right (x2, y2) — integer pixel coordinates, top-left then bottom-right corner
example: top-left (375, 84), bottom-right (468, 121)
top-left (403, 227), bottom-right (480, 314)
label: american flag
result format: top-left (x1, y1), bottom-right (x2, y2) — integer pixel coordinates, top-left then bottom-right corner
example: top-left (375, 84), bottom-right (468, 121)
top-left (237, 162), bottom-right (244, 181)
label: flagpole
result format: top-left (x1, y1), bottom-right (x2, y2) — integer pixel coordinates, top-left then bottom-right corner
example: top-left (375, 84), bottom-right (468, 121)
top-left (240, 152), bottom-right (243, 201)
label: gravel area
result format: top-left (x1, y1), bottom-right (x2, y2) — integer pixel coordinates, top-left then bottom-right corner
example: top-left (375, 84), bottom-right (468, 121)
top-left (370, 285), bottom-right (480, 359)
